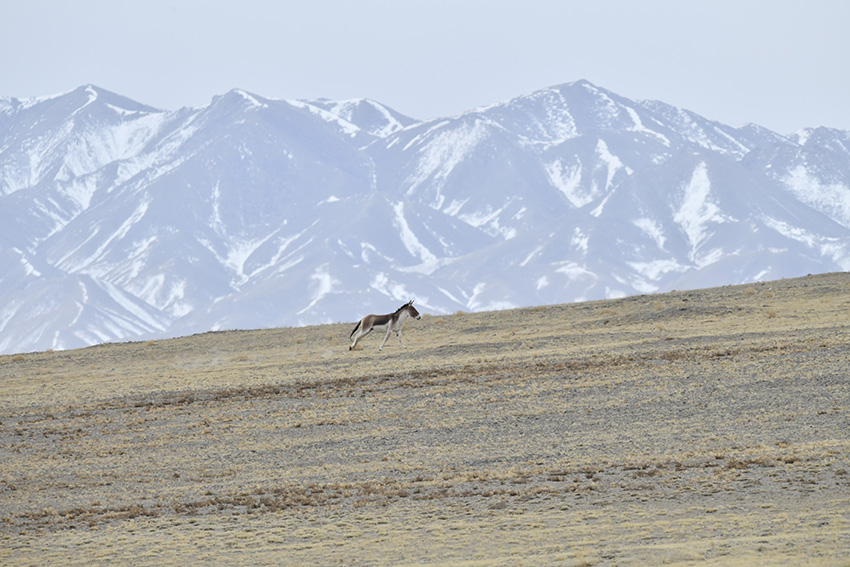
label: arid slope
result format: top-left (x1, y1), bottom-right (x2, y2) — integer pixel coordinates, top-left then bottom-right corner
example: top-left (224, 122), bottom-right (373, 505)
top-left (2, 273), bottom-right (849, 565)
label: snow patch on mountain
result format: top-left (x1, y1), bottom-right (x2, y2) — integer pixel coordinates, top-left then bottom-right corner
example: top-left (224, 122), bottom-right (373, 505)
top-left (673, 162), bottom-right (730, 258)
top-left (371, 272), bottom-right (419, 303)
top-left (531, 88), bottom-right (579, 144)
top-left (629, 259), bottom-right (688, 282)
top-left (546, 157), bottom-right (584, 206)
top-left (596, 139), bottom-right (632, 190)
top-left (393, 201), bottom-right (456, 274)
top-left (405, 118), bottom-right (492, 202)
top-left (763, 217), bottom-right (850, 269)
top-left (633, 218), bottom-right (666, 249)
top-left (287, 99), bottom-right (360, 137)
top-left (298, 264), bottom-right (340, 315)
top-left (625, 106), bottom-right (670, 146)
top-left (555, 262), bottom-right (597, 283)
top-left (782, 165), bottom-right (850, 228)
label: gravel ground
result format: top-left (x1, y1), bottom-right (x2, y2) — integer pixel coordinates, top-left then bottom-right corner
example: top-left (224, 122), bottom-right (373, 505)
top-left (2, 273), bottom-right (849, 565)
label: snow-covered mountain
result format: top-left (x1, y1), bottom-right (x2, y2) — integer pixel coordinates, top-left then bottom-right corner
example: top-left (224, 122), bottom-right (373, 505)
top-left (2, 81), bottom-right (849, 354)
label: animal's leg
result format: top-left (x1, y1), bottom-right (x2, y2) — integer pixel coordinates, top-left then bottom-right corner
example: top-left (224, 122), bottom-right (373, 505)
top-left (350, 328), bottom-right (371, 350)
top-left (396, 329), bottom-right (405, 348)
top-left (378, 327), bottom-right (392, 351)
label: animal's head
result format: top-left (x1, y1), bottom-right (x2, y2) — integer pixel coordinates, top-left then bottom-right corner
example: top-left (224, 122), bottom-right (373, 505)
top-left (406, 299), bottom-right (421, 319)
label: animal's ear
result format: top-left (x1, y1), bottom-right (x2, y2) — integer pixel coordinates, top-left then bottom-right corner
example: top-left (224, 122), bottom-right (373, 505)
top-left (409, 299), bottom-right (414, 305)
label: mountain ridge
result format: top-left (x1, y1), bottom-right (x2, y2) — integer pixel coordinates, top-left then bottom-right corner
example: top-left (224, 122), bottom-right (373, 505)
top-left (1, 80), bottom-right (849, 354)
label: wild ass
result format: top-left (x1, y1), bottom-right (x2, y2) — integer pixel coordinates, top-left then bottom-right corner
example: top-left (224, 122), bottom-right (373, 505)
top-left (349, 300), bottom-right (421, 351)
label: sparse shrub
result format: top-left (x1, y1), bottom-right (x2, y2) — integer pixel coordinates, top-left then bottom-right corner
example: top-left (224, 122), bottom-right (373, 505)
top-left (750, 455), bottom-right (777, 467)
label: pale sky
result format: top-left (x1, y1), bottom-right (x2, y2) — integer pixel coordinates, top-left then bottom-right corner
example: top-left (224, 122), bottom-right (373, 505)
top-left (2, 0), bottom-right (849, 134)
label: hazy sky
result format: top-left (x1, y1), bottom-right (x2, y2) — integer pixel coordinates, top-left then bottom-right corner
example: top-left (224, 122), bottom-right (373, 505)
top-left (3, 0), bottom-right (848, 134)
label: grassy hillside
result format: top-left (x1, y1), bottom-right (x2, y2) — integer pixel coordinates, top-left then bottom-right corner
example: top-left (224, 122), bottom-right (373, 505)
top-left (2, 272), bottom-right (849, 565)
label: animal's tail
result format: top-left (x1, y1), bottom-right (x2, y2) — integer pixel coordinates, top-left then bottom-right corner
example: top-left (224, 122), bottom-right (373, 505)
top-left (349, 320), bottom-right (362, 339)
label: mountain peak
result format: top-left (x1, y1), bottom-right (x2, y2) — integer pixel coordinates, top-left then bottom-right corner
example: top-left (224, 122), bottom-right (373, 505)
top-left (2, 84), bottom-right (160, 116)
top-left (572, 78), bottom-right (600, 89)
top-left (304, 98), bottom-right (416, 138)
top-left (65, 84), bottom-right (162, 115)
top-left (208, 89), bottom-right (271, 111)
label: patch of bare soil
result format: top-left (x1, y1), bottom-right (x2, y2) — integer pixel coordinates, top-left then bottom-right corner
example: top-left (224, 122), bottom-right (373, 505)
top-left (2, 273), bottom-right (849, 565)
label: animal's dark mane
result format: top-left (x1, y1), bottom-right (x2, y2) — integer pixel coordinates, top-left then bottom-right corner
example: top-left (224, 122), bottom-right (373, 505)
top-left (394, 303), bottom-right (409, 314)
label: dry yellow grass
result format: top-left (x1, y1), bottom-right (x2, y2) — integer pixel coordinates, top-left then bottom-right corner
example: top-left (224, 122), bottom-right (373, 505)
top-left (2, 272), bottom-right (849, 565)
